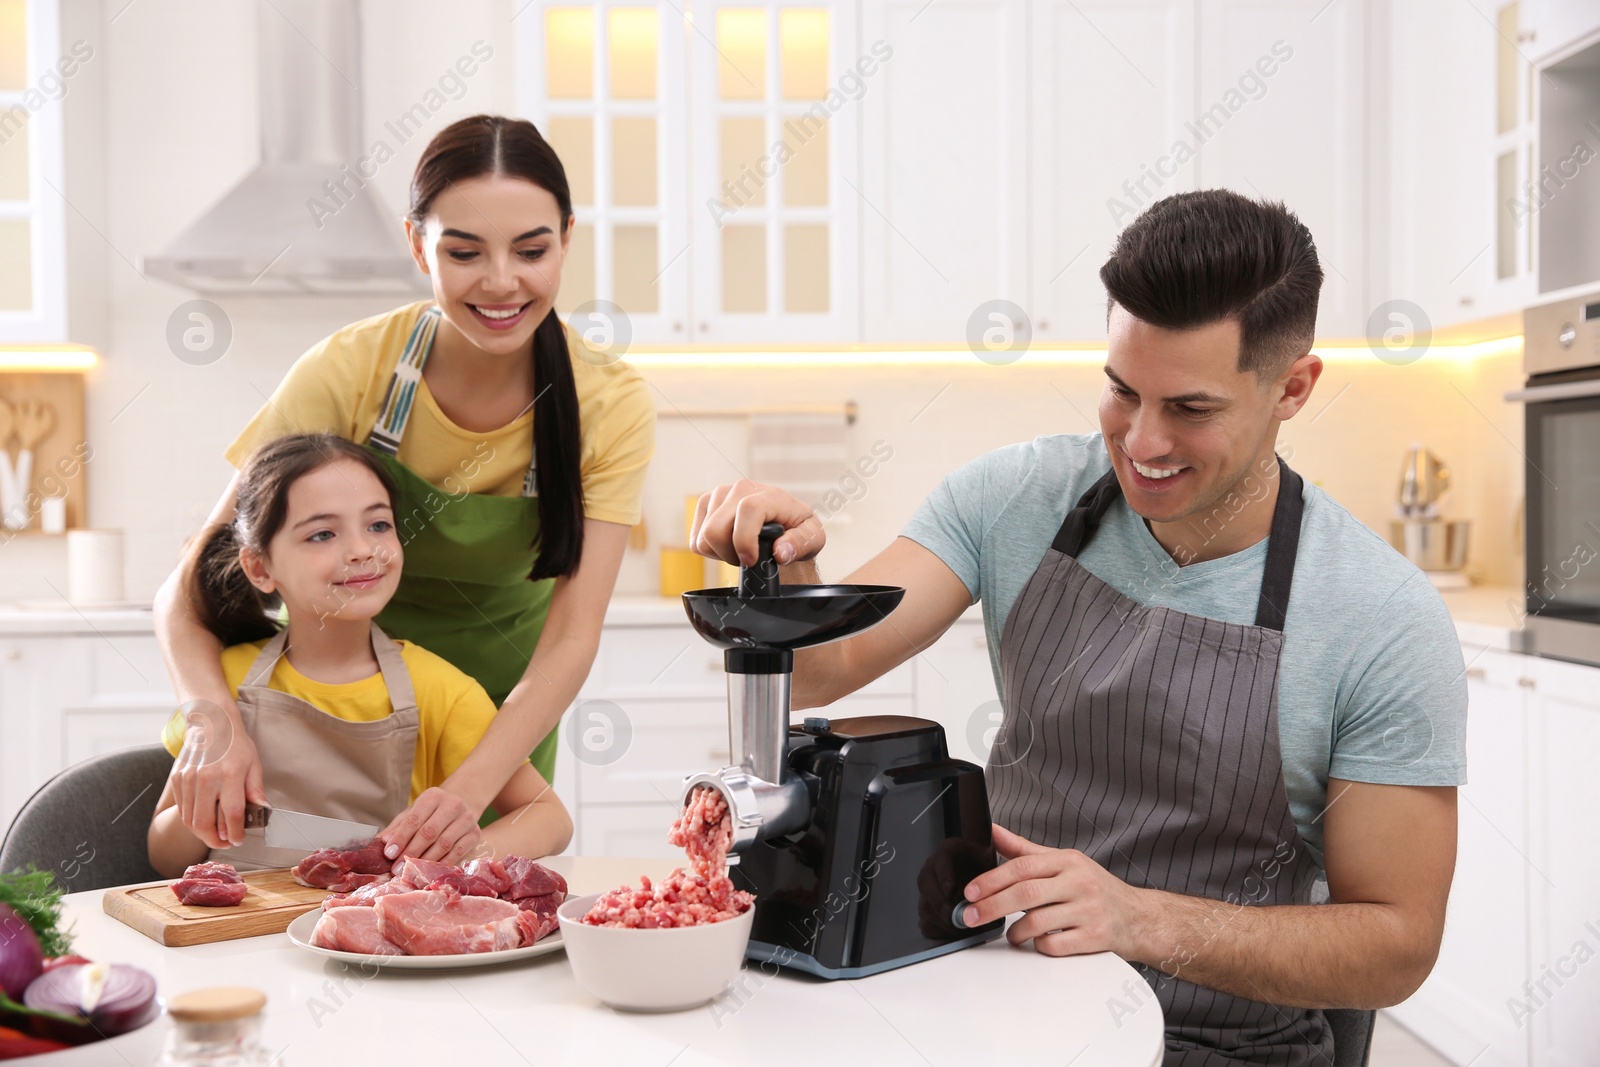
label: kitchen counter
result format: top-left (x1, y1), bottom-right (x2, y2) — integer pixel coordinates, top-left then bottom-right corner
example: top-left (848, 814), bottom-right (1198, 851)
top-left (41, 855), bottom-right (1165, 1066)
top-left (1437, 584), bottom-right (1526, 651)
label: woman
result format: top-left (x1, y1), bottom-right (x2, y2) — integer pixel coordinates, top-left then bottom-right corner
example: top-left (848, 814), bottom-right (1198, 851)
top-left (153, 115), bottom-right (654, 864)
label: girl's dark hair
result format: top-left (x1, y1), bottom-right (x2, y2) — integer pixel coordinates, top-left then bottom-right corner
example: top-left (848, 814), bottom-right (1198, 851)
top-left (188, 434), bottom-right (400, 646)
top-left (1099, 189), bottom-right (1324, 379)
top-left (409, 114), bottom-right (585, 582)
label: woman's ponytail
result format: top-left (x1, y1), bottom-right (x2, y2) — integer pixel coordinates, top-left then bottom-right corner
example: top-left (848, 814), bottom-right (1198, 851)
top-left (528, 310), bottom-right (584, 580)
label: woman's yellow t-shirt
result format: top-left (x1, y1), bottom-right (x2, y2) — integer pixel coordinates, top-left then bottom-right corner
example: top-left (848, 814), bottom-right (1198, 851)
top-left (159, 639), bottom-right (513, 803)
top-left (223, 301), bottom-right (655, 524)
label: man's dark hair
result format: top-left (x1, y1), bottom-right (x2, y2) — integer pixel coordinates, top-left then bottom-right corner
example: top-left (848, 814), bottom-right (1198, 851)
top-left (1099, 189), bottom-right (1323, 379)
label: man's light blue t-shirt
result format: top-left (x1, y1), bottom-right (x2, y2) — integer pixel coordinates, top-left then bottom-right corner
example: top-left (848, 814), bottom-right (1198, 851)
top-left (901, 433), bottom-right (1467, 869)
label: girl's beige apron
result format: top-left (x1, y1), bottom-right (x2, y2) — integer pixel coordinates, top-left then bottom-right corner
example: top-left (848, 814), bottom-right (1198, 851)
top-left (217, 624), bottom-right (418, 872)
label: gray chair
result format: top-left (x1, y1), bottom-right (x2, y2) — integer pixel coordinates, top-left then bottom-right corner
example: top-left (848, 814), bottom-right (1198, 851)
top-left (1326, 1008), bottom-right (1376, 1067)
top-left (0, 745), bottom-right (174, 893)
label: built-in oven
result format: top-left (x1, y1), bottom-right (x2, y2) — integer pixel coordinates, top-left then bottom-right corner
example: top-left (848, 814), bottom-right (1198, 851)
top-left (1511, 292), bottom-right (1600, 666)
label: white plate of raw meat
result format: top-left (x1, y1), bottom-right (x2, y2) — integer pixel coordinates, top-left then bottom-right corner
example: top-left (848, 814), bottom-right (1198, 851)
top-left (285, 905), bottom-right (566, 969)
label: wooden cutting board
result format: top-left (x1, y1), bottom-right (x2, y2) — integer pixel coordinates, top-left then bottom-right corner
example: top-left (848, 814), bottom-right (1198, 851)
top-left (103, 868), bottom-right (329, 946)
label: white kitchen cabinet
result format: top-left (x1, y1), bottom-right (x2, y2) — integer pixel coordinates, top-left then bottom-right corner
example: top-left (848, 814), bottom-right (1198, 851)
top-left (1385, 0), bottom-right (1545, 326)
top-left (1028, 0), bottom-right (1197, 342)
top-left (0, 0), bottom-right (68, 342)
top-left (0, 629), bottom-right (175, 835)
top-left (517, 0), bottom-right (859, 345)
top-left (1389, 645), bottom-right (1532, 1067)
top-left (687, 0), bottom-right (861, 343)
top-left (911, 614), bottom-right (997, 767)
top-left (1527, 654), bottom-right (1600, 1067)
top-left (518, 2), bottom-right (692, 343)
top-left (1384, 0), bottom-right (1502, 332)
top-left (859, 0), bottom-right (1029, 343)
top-left (1524, 0), bottom-right (1600, 64)
top-left (1194, 0), bottom-right (1370, 339)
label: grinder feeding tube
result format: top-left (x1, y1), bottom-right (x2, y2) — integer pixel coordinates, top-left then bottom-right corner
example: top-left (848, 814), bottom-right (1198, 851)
top-left (681, 523), bottom-right (1005, 979)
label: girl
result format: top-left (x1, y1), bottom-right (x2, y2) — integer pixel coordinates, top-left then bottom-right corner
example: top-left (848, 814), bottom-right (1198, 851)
top-left (148, 434), bottom-right (572, 878)
top-left (154, 115), bottom-right (655, 865)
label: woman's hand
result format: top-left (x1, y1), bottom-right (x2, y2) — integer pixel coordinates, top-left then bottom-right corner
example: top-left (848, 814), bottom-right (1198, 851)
top-left (170, 699), bottom-right (268, 849)
top-left (379, 787), bottom-right (485, 865)
top-left (691, 479), bottom-right (825, 567)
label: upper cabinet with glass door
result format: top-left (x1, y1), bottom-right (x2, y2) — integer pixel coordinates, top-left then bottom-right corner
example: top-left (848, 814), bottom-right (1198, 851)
top-left (687, 2), bottom-right (858, 343)
top-left (0, 0), bottom-right (68, 342)
top-left (517, 0), bottom-right (857, 344)
top-left (519, 3), bottom-right (690, 343)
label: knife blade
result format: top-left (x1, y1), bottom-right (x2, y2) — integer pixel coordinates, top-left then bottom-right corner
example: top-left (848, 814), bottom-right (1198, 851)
top-left (243, 804), bottom-right (379, 851)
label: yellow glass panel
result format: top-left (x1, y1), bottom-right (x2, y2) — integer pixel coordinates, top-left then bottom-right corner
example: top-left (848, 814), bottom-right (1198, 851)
top-left (611, 116), bottom-right (656, 207)
top-left (546, 116), bottom-right (593, 205)
top-left (0, 218), bottom-right (32, 311)
top-left (1496, 150), bottom-right (1516, 280)
top-left (546, 8), bottom-right (594, 99)
top-left (781, 114), bottom-right (827, 206)
top-left (780, 10), bottom-right (829, 100)
top-left (722, 225), bottom-right (766, 313)
top-left (560, 222), bottom-right (596, 311)
top-left (0, 2), bottom-right (25, 91)
top-left (614, 225), bottom-right (659, 314)
top-left (717, 9), bottom-right (766, 100)
top-left (1496, 4), bottom-right (1518, 135)
top-left (720, 117), bottom-right (766, 208)
top-left (784, 225), bottom-right (828, 313)
top-left (609, 8), bottom-right (658, 100)
top-left (0, 120), bottom-right (27, 200)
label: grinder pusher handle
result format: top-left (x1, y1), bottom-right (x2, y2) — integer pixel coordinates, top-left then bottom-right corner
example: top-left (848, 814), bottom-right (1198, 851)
top-left (738, 521), bottom-right (787, 599)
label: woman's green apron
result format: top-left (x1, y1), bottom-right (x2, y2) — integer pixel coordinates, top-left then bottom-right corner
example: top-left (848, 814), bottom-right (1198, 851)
top-left (363, 305), bottom-right (560, 806)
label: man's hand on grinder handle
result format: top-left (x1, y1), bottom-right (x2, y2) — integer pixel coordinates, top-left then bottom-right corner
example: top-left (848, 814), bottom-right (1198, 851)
top-left (691, 480), bottom-right (825, 568)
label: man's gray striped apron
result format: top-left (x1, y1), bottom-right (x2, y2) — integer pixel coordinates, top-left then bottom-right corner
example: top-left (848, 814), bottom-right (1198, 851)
top-left (989, 458), bottom-right (1334, 1066)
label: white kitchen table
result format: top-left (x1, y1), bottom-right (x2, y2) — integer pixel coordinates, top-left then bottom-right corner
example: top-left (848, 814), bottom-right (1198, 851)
top-left (29, 856), bottom-right (1165, 1066)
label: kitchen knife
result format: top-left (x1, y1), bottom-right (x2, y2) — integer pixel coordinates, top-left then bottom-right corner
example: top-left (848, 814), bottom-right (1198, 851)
top-left (243, 804), bottom-right (379, 851)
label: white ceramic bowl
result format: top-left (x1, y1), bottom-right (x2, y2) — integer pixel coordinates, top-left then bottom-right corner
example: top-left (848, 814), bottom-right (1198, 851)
top-left (556, 892), bottom-right (755, 1012)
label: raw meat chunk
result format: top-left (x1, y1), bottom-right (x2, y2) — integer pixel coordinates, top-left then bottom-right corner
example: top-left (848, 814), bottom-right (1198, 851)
top-left (392, 856), bottom-right (458, 886)
top-left (171, 861), bottom-right (249, 906)
top-left (172, 879), bottom-right (248, 907)
top-left (310, 906), bottom-right (405, 955)
top-left (517, 907), bottom-right (559, 944)
top-left (462, 858), bottom-right (511, 895)
top-left (425, 871), bottom-right (501, 897)
top-left (321, 878), bottom-right (417, 911)
top-left (514, 891), bottom-right (564, 925)
top-left (374, 888), bottom-right (537, 954)
top-left (293, 839), bottom-right (393, 892)
top-left (583, 787), bottom-right (753, 929)
top-left (501, 856), bottom-right (567, 900)
top-left (181, 861), bottom-right (242, 883)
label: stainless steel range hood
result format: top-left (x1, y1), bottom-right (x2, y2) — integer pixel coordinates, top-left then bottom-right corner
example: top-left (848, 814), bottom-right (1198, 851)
top-left (143, 0), bottom-right (425, 295)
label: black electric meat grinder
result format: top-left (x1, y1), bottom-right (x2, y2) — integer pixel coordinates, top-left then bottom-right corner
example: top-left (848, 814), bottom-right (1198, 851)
top-left (680, 523), bottom-right (1004, 979)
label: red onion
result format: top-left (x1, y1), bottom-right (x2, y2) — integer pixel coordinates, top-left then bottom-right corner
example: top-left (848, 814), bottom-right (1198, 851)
top-left (22, 962), bottom-right (158, 1044)
top-left (0, 903), bottom-right (42, 1000)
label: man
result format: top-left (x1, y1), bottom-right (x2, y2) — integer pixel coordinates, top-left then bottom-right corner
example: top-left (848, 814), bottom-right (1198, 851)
top-left (691, 190), bottom-right (1464, 1065)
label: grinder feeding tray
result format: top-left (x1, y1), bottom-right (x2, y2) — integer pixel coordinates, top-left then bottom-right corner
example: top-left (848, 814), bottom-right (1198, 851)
top-left (681, 523), bottom-right (1004, 979)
